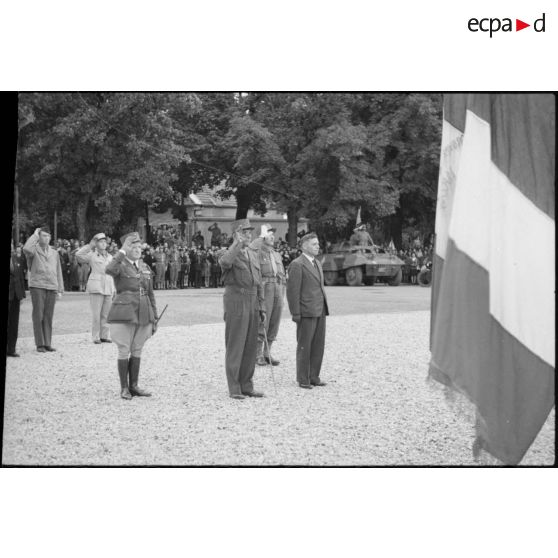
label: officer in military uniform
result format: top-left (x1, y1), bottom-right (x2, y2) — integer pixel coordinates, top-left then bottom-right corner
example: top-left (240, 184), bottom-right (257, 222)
top-left (219, 219), bottom-right (266, 400)
top-left (350, 223), bottom-right (375, 246)
top-left (249, 224), bottom-right (286, 366)
top-left (106, 232), bottom-right (158, 400)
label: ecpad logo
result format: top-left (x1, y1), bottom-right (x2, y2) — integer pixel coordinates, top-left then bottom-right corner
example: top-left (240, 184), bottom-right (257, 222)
top-left (468, 13), bottom-right (546, 37)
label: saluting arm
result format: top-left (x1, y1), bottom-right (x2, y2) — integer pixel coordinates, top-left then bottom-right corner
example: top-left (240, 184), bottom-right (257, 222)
top-left (219, 240), bottom-right (243, 270)
top-left (286, 260), bottom-right (302, 319)
top-left (106, 250), bottom-right (125, 277)
top-left (75, 244), bottom-right (93, 264)
top-left (23, 230), bottom-right (40, 258)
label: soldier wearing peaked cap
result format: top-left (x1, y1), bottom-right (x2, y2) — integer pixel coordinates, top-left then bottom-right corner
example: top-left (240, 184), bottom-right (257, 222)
top-left (75, 232), bottom-right (116, 344)
top-left (249, 223), bottom-right (286, 367)
top-left (106, 232), bottom-right (158, 400)
top-left (219, 219), bottom-right (266, 400)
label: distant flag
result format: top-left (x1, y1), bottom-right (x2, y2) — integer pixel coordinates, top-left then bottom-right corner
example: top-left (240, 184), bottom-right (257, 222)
top-left (356, 206), bottom-right (362, 225)
top-left (430, 94), bottom-right (555, 464)
top-left (388, 238), bottom-right (396, 251)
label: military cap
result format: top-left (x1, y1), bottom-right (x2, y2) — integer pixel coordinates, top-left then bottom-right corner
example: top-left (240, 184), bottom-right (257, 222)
top-left (120, 231), bottom-right (142, 246)
top-left (231, 219), bottom-right (254, 233)
top-left (93, 232), bottom-right (107, 242)
top-left (40, 226), bottom-right (51, 234)
top-left (259, 223), bottom-right (276, 237)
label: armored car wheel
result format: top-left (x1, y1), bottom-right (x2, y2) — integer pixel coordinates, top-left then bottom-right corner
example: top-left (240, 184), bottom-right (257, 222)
top-left (387, 268), bottom-right (402, 286)
top-left (323, 270), bottom-right (339, 286)
top-left (345, 266), bottom-right (363, 286)
top-left (418, 269), bottom-right (432, 287)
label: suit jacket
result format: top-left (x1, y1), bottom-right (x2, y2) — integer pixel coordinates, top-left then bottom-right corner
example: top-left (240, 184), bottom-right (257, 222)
top-left (105, 251), bottom-right (158, 325)
top-left (9, 254), bottom-right (26, 301)
top-left (286, 254), bottom-right (329, 319)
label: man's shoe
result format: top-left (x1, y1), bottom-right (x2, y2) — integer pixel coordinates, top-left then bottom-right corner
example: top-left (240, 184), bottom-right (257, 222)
top-left (230, 394), bottom-right (246, 400)
top-left (44, 346), bottom-right (57, 352)
top-left (264, 356), bottom-right (280, 366)
top-left (128, 356), bottom-right (151, 397)
top-left (37, 346), bottom-right (47, 353)
top-left (121, 387), bottom-right (132, 400)
top-left (242, 390), bottom-right (265, 398)
top-left (311, 380), bottom-right (327, 387)
top-left (298, 383), bottom-right (313, 389)
top-left (256, 356), bottom-right (267, 366)
top-left (7, 352), bottom-right (20, 357)
top-left (100, 338), bottom-right (112, 343)
top-left (93, 340), bottom-right (102, 344)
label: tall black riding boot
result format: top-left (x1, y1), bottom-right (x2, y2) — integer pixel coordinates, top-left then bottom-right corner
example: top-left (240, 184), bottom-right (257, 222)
top-left (128, 356), bottom-right (151, 397)
top-left (118, 359), bottom-right (132, 400)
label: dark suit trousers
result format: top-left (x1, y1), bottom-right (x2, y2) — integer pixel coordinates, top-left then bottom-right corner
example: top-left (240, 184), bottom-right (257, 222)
top-left (296, 313), bottom-right (326, 384)
top-left (30, 287), bottom-right (57, 348)
top-left (224, 290), bottom-right (259, 395)
top-left (7, 297), bottom-right (21, 353)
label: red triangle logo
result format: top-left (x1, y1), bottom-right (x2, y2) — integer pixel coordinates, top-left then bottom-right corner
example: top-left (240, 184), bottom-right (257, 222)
top-left (516, 19), bottom-right (530, 31)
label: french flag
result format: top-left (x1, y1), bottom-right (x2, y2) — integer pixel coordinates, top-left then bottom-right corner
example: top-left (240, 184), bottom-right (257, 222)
top-left (429, 94), bottom-right (555, 464)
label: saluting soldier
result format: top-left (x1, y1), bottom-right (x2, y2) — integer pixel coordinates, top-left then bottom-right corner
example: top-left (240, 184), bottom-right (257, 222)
top-left (76, 233), bottom-right (116, 344)
top-left (106, 232), bottom-right (158, 400)
top-left (350, 223), bottom-right (375, 246)
top-left (219, 219), bottom-right (266, 400)
top-left (249, 224), bottom-right (286, 366)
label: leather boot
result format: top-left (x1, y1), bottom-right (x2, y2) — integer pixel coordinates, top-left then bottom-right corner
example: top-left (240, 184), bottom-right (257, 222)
top-left (264, 341), bottom-right (280, 366)
top-left (256, 340), bottom-right (267, 366)
top-left (128, 356), bottom-right (151, 397)
top-left (118, 359), bottom-right (132, 400)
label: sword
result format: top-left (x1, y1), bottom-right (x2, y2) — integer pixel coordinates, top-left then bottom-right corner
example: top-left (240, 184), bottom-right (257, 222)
top-left (262, 326), bottom-right (277, 396)
top-left (155, 304), bottom-right (169, 326)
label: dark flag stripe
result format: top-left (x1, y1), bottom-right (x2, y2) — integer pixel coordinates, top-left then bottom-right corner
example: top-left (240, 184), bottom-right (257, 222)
top-left (429, 239), bottom-right (555, 464)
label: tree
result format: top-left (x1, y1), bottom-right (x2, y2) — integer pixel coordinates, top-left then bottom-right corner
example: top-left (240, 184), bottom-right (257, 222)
top-left (16, 93), bottom-right (198, 239)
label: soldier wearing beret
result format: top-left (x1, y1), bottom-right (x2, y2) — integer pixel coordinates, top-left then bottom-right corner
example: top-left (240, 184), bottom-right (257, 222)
top-left (219, 219), bottom-right (266, 399)
top-left (106, 232), bottom-right (158, 400)
top-left (249, 223), bottom-right (286, 366)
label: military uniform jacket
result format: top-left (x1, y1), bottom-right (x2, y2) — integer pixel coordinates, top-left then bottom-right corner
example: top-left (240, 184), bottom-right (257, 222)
top-left (219, 241), bottom-right (265, 309)
top-left (248, 237), bottom-right (286, 284)
top-left (105, 251), bottom-right (158, 325)
top-left (75, 245), bottom-right (116, 295)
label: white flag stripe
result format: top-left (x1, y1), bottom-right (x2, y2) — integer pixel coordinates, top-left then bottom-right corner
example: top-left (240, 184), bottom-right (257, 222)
top-left (435, 118), bottom-right (463, 261)
top-left (447, 110), bottom-right (555, 367)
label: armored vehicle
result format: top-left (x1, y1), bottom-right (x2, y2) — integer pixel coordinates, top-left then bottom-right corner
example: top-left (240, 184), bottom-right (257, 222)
top-left (319, 242), bottom-right (404, 286)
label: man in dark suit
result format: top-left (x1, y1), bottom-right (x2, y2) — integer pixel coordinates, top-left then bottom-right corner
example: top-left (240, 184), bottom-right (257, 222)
top-left (286, 233), bottom-right (329, 389)
top-left (8, 244), bottom-right (27, 357)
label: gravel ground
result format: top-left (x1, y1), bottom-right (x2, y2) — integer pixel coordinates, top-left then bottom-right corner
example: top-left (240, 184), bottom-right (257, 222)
top-left (3, 311), bottom-right (554, 466)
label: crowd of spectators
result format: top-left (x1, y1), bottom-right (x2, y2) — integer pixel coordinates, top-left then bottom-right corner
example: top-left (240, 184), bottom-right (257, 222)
top-left (12, 226), bottom-right (433, 290)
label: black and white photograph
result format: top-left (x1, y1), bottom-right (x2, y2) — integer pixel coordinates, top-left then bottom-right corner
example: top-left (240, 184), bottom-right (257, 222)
top-left (3, 92), bottom-right (555, 467)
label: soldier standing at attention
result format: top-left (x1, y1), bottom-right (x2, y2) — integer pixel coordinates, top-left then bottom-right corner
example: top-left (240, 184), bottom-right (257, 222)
top-left (219, 219), bottom-right (266, 400)
top-left (106, 232), bottom-right (158, 400)
top-left (250, 224), bottom-right (286, 367)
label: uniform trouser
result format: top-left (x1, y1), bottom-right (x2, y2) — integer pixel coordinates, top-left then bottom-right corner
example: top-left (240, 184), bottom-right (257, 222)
top-left (110, 322), bottom-right (153, 359)
top-left (89, 293), bottom-right (112, 341)
top-left (224, 290), bottom-right (259, 395)
top-left (7, 297), bottom-right (21, 353)
top-left (296, 313), bottom-right (326, 385)
top-left (30, 287), bottom-right (57, 348)
top-left (258, 281), bottom-right (283, 354)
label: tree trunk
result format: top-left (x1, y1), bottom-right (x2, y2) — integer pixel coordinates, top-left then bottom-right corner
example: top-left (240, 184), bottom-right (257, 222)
top-left (144, 201), bottom-right (151, 244)
top-left (235, 189), bottom-right (250, 220)
top-left (76, 195), bottom-right (90, 241)
top-left (287, 210), bottom-right (298, 247)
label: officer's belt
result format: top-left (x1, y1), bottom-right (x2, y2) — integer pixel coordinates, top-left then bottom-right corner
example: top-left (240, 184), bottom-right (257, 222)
top-left (120, 288), bottom-right (148, 296)
top-left (224, 285), bottom-right (257, 295)
top-left (262, 276), bottom-right (280, 283)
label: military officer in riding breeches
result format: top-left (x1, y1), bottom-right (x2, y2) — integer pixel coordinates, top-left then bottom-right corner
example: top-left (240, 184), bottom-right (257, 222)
top-left (106, 232), bottom-right (158, 400)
